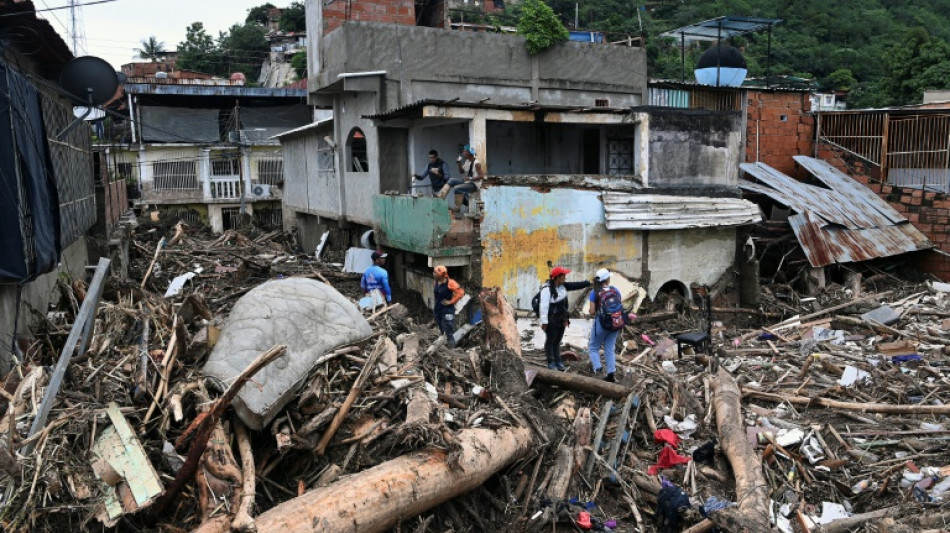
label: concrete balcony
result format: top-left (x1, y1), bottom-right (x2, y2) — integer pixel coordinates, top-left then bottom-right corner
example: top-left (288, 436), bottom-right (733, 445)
top-left (372, 195), bottom-right (475, 259)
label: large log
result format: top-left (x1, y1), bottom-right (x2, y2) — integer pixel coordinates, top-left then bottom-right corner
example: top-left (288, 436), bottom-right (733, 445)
top-left (711, 368), bottom-right (770, 532)
top-left (525, 364), bottom-right (632, 399)
top-left (480, 288), bottom-right (522, 356)
top-left (254, 426), bottom-right (533, 533)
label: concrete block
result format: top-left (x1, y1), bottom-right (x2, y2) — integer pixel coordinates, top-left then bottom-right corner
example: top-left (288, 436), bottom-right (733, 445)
top-left (860, 305), bottom-right (900, 326)
top-left (203, 278), bottom-right (373, 430)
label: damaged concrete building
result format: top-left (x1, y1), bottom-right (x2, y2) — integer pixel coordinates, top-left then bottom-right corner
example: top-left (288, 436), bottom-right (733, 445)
top-left (279, 0), bottom-right (765, 309)
top-left (96, 82), bottom-right (312, 233)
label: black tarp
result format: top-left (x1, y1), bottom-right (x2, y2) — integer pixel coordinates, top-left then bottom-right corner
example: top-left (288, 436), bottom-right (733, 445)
top-left (0, 62), bottom-right (61, 282)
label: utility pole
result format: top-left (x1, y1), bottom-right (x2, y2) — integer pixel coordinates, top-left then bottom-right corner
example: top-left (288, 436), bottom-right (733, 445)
top-left (67, 0), bottom-right (85, 55)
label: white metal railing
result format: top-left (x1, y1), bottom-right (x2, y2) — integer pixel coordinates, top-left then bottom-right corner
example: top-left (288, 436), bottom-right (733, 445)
top-left (210, 177), bottom-right (241, 199)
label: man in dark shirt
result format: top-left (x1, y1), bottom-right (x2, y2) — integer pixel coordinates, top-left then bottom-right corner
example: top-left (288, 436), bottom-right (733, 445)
top-left (412, 149), bottom-right (451, 195)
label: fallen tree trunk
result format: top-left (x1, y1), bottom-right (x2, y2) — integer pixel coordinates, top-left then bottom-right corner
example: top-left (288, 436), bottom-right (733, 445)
top-left (743, 389), bottom-right (950, 415)
top-left (480, 288), bottom-right (522, 356)
top-left (525, 364), bottom-right (632, 399)
top-left (254, 426), bottom-right (532, 533)
top-left (711, 368), bottom-right (770, 532)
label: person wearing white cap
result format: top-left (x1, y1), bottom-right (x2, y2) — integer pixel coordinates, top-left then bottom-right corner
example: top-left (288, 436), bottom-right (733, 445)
top-left (588, 268), bottom-right (636, 382)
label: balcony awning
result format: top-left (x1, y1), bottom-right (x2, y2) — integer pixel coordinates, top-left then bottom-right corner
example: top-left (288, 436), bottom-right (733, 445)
top-left (603, 193), bottom-right (762, 230)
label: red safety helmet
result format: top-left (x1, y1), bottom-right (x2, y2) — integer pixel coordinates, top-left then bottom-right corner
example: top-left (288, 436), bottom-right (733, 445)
top-left (550, 266), bottom-right (571, 278)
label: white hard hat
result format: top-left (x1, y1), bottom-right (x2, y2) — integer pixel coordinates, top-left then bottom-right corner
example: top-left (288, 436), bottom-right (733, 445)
top-left (595, 268), bottom-right (611, 282)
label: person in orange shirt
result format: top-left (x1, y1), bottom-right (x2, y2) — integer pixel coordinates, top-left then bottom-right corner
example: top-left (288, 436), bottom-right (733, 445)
top-left (433, 265), bottom-right (465, 347)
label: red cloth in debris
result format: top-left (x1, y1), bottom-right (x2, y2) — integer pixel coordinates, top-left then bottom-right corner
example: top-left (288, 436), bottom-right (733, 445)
top-left (647, 445), bottom-right (691, 475)
top-left (654, 429), bottom-right (680, 448)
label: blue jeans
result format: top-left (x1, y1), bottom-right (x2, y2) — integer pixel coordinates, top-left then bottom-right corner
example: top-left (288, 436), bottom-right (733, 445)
top-left (588, 320), bottom-right (620, 373)
top-left (445, 179), bottom-right (477, 206)
top-left (435, 310), bottom-right (457, 347)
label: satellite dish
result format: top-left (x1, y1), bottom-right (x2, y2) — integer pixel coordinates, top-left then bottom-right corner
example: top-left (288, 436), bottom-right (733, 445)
top-left (59, 56), bottom-right (120, 105)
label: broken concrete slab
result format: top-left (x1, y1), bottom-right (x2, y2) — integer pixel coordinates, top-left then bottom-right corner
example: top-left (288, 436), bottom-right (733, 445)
top-left (203, 278), bottom-right (373, 430)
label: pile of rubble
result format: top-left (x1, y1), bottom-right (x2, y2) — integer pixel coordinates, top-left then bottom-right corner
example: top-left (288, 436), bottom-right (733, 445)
top-left (2, 216), bottom-right (950, 532)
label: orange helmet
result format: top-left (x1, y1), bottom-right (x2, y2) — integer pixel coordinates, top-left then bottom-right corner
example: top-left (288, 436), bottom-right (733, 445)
top-left (433, 265), bottom-right (448, 276)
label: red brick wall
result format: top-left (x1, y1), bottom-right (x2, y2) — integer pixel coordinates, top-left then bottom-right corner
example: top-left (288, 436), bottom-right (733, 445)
top-left (815, 143), bottom-right (950, 280)
top-left (745, 90), bottom-right (813, 179)
top-left (323, 0), bottom-right (416, 35)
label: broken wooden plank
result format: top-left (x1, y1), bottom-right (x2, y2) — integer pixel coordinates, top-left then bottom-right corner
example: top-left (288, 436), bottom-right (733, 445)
top-left (25, 257), bottom-right (110, 454)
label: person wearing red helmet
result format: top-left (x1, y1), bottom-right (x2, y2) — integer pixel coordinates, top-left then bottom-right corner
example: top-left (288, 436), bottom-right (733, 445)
top-left (538, 266), bottom-right (591, 370)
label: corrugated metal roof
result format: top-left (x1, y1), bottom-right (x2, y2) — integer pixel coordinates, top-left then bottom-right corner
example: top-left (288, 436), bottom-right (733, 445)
top-left (661, 16), bottom-right (782, 41)
top-left (603, 193), bottom-right (762, 230)
top-left (739, 157), bottom-right (933, 267)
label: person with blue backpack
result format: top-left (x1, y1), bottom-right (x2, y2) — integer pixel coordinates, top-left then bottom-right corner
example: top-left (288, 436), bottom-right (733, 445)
top-left (588, 269), bottom-right (636, 382)
top-left (538, 266), bottom-right (591, 370)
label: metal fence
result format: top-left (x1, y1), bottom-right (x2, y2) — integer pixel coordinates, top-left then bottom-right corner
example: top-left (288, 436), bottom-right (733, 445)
top-left (817, 111), bottom-right (950, 192)
top-left (647, 86), bottom-right (743, 111)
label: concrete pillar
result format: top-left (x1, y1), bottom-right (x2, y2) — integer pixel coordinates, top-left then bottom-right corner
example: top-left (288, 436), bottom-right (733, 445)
top-left (306, 0), bottom-right (322, 87)
top-left (470, 111), bottom-right (487, 174)
top-left (241, 146), bottom-right (253, 195)
top-left (137, 147), bottom-right (148, 196)
top-left (199, 148), bottom-right (212, 200)
top-left (636, 113), bottom-right (650, 186)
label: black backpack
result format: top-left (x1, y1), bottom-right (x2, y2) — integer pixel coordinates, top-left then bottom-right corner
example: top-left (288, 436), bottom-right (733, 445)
top-left (531, 282), bottom-right (551, 317)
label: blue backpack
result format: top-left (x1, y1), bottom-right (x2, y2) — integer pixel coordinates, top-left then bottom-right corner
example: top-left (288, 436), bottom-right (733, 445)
top-left (597, 287), bottom-right (626, 331)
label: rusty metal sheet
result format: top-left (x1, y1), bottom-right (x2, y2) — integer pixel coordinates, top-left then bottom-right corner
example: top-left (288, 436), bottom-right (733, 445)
top-left (603, 193), bottom-right (761, 230)
top-left (790, 214), bottom-right (932, 267)
top-left (793, 156), bottom-right (905, 225)
top-left (742, 161), bottom-right (933, 267)
top-left (740, 162), bottom-right (879, 229)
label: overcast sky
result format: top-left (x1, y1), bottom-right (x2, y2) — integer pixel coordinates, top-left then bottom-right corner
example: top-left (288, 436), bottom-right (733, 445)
top-left (44, 0), bottom-right (273, 68)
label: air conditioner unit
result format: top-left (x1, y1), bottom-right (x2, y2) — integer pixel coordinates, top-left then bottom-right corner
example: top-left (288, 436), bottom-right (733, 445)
top-left (251, 184), bottom-right (271, 198)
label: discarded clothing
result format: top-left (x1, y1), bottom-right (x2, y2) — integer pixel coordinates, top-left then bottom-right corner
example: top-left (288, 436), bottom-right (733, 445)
top-left (692, 441), bottom-right (717, 466)
top-left (657, 484), bottom-right (691, 533)
top-left (700, 496), bottom-right (734, 516)
top-left (648, 445), bottom-right (691, 475)
top-left (654, 429), bottom-right (681, 448)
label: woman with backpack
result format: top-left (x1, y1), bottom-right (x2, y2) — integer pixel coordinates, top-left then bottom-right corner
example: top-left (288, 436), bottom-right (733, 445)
top-left (539, 266), bottom-right (591, 370)
top-left (588, 269), bottom-right (636, 382)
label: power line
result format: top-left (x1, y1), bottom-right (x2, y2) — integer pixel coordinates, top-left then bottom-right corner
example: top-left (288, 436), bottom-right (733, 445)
top-left (0, 0), bottom-right (118, 18)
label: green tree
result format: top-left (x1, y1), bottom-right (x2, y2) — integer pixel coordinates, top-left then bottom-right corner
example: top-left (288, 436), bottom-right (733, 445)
top-left (177, 22), bottom-right (224, 75)
top-left (220, 23), bottom-right (270, 78)
top-left (279, 2), bottom-right (306, 32)
top-left (821, 68), bottom-right (857, 91)
top-left (517, 0), bottom-right (569, 55)
top-left (246, 3), bottom-right (276, 26)
top-left (291, 50), bottom-right (307, 80)
top-left (135, 36), bottom-right (165, 63)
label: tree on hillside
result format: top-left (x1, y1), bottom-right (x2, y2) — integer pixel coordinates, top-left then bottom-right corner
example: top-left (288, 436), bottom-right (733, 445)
top-left (517, 0), bottom-right (569, 55)
top-left (878, 29), bottom-right (950, 105)
top-left (246, 3), bottom-right (276, 25)
top-left (177, 22), bottom-right (224, 75)
top-left (135, 36), bottom-right (165, 63)
top-left (291, 50), bottom-right (307, 80)
top-left (221, 23), bottom-right (270, 79)
top-left (279, 2), bottom-right (306, 32)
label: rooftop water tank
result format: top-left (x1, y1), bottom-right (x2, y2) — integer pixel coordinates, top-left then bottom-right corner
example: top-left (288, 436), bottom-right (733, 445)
top-left (694, 45), bottom-right (747, 87)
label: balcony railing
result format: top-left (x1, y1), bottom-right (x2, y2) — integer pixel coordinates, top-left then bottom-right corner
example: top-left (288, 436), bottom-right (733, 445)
top-left (211, 177), bottom-right (242, 199)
